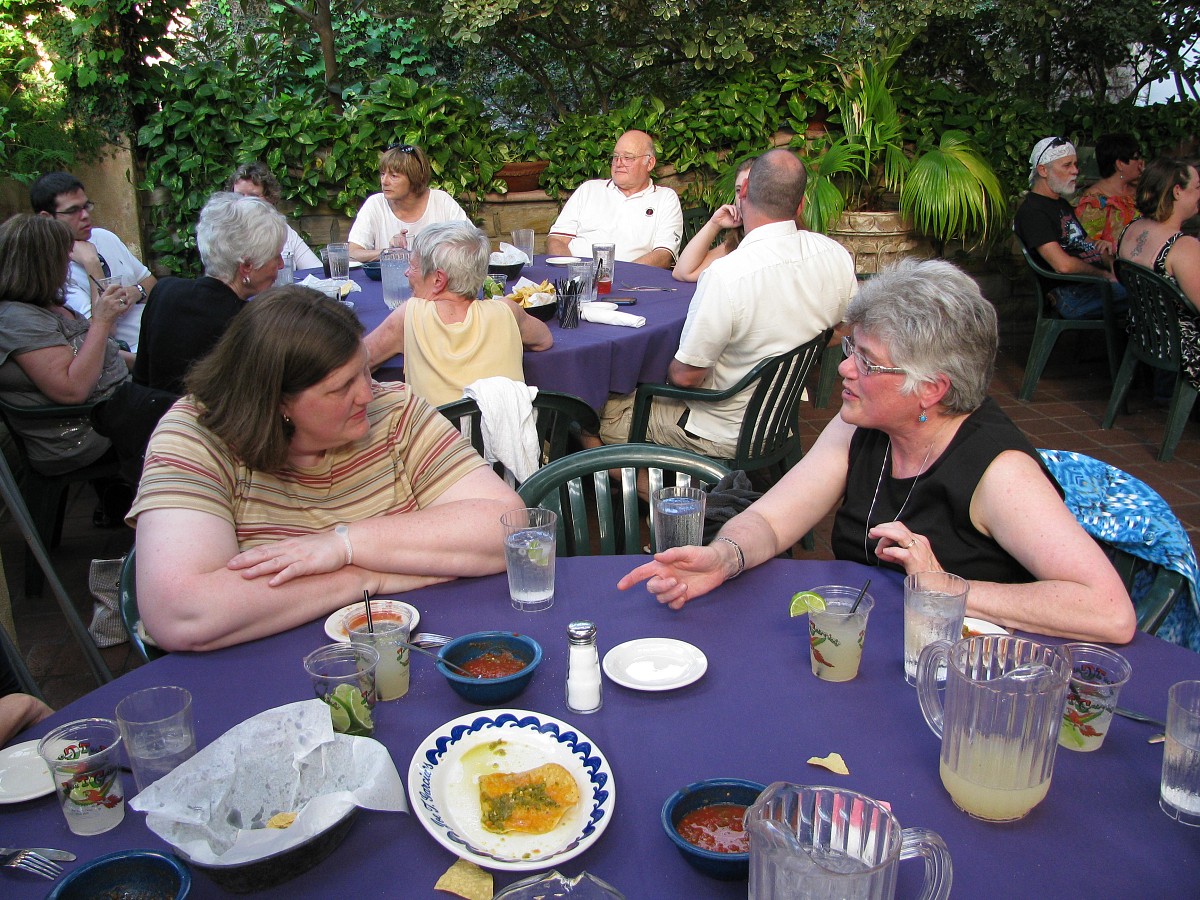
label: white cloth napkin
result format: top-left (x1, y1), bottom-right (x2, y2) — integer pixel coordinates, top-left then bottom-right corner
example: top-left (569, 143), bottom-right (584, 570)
top-left (298, 275), bottom-right (362, 299)
top-left (495, 242), bottom-right (531, 267)
top-left (463, 377), bottom-right (541, 483)
top-left (581, 306), bottom-right (645, 328)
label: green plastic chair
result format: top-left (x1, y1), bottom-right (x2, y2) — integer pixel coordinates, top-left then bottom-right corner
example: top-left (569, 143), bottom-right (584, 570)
top-left (1101, 260), bottom-right (1199, 462)
top-left (1016, 242), bottom-right (1119, 401)
top-left (438, 390), bottom-right (600, 482)
top-left (516, 444), bottom-right (730, 556)
top-left (119, 547), bottom-right (165, 662)
top-left (680, 207), bottom-right (713, 246)
top-left (627, 328), bottom-right (831, 488)
top-left (0, 396), bottom-right (121, 595)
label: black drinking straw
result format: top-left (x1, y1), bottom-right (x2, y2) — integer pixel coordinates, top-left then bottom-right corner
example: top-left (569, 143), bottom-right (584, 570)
top-left (363, 590), bottom-right (374, 633)
top-left (850, 579), bottom-right (871, 614)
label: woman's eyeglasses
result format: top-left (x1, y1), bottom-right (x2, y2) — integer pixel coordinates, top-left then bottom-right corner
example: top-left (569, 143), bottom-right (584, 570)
top-left (842, 335), bottom-right (906, 377)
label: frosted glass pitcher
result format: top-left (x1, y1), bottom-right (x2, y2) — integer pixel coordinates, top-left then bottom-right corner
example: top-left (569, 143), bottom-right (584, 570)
top-left (746, 782), bottom-right (952, 900)
top-left (917, 634), bottom-right (1072, 822)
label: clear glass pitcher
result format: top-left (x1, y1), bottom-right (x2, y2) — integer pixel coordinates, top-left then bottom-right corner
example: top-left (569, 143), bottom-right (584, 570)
top-left (916, 634), bottom-right (1072, 822)
top-left (746, 782), bottom-right (952, 900)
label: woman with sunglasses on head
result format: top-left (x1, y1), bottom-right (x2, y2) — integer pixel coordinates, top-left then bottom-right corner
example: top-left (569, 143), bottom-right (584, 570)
top-left (347, 143), bottom-right (470, 262)
top-left (619, 258), bottom-right (1135, 644)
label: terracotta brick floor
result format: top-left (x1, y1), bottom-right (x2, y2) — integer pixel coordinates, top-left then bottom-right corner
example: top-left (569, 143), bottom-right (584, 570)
top-left (4, 335), bottom-right (1200, 710)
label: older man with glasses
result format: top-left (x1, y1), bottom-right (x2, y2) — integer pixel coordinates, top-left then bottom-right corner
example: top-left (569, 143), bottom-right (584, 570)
top-left (30, 171), bottom-right (156, 350)
top-left (546, 129), bottom-right (683, 268)
top-left (1013, 136), bottom-right (1128, 320)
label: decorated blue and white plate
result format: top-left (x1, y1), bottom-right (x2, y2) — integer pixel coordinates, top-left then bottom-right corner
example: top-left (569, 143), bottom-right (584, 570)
top-left (408, 709), bottom-right (615, 871)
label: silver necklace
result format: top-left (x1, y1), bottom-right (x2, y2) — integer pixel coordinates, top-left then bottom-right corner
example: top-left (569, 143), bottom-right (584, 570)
top-left (861, 419), bottom-right (953, 563)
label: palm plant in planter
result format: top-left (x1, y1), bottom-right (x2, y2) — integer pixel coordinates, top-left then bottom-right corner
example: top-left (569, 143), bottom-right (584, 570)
top-left (802, 51), bottom-right (1006, 265)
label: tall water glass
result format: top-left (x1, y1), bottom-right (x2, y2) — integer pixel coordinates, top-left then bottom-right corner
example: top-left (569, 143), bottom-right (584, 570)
top-left (652, 486), bottom-right (706, 551)
top-left (568, 260), bottom-right (597, 305)
top-left (380, 247), bottom-right (412, 310)
top-left (511, 228), bottom-right (535, 265)
top-left (592, 242), bottom-right (615, 295)
top-left (275, 251), bottom-right (295, 286)
top-left (1161, 679), bottom-right (1200, 825)
top-left (746, 782), bottom-right (952, 900)
top-left (38, 718), bottom-right (126, 835)
top-left (903, 571), bottom-right (969, 685)
top-left (115, 686), bottom-right (197, 793)
top-left (324, 242), bottom-right (350, 281)
top-left (917, 635), bottom-right (1071, 822)
top-left (502, 507), bottom-right (557, 611)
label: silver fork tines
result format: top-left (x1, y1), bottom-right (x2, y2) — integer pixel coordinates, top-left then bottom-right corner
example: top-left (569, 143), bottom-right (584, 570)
top-left (1, 849), bottom-right (64, 880)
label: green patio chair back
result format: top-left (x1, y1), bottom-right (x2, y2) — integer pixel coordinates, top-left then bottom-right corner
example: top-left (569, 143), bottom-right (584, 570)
top-left (1101, 260), bottom-right (1199, 461)
top-left (516, 444), bottom-right (730, 556)
top-left (438, 390), bottom-right (600, 483)
top-left (627, 328), bottom-right (831, 487)
top-left (1015, 240), bottom-right (1120, 401)
top-left (119, 547), bottom-right (165, 662)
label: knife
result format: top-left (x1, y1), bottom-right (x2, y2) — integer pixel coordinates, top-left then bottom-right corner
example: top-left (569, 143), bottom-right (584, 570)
top-left (0, 847), bottom-right (76, 861)
top-left (1113, 706), bottom-right (1167, 729)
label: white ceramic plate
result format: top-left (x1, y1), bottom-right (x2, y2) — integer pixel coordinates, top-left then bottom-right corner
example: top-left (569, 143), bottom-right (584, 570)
top-left (961, 617), bottom-right (1009, 638)
top-left (324, 599), bottom-right (420, 642)
top-left (602, 638), bottom-right (708, 691)
top-left (0, 739), bottom-right (54, 803)
top-left (545, 256), bottom-right (581, 266)
top-left (408, 709), bottom-right (616, 871)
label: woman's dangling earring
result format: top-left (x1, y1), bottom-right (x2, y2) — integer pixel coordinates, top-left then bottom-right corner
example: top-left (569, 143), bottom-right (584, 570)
top-left (918, 408), bottom-right (928, 424)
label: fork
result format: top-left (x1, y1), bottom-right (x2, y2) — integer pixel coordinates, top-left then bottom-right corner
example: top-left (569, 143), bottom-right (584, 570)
top-left (0, 849), bottom-right (64, 879)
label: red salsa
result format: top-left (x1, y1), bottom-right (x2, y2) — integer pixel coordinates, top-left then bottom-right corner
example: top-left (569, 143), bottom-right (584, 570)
top-left (460, 650), bottom-right (528, 679)
top-left (677, 803), bottom-right (750, 853)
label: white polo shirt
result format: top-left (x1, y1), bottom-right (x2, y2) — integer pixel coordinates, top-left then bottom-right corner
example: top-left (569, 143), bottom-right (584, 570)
top-left (64, 228), bottom-right (151, 351)
top-left (549, 179), bottom-right (683, 262)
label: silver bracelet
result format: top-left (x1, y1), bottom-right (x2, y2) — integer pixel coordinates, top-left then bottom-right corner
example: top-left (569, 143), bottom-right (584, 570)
top-left (713, 536), bottom-right (744, 579)
top-left (335, 524), bottom-right (353, 566)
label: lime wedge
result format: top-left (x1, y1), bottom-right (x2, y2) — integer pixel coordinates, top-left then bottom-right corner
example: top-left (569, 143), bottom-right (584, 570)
top-left (790, 591), bottom-right (826, 616)
top-left (332, 682), bottom-right (374, 735)
top-left (327, 699), bottom-right (351, 733)
top-left (526, 539), bottom-right (552, 567)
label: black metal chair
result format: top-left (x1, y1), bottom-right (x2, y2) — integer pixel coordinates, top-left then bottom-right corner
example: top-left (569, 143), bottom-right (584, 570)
top-left (517, 444), bottom-right (729, 557)
top-left (0, 397), bottom-right (121, 595)
top-left (1016, 242), bottom-right (1120, 401)
top-left (1101, 260), bottom-right (1199, 462)
top-left (627, 329), bottom-right (831, 488)
top-left (437, 390), bottom-right (599, 483)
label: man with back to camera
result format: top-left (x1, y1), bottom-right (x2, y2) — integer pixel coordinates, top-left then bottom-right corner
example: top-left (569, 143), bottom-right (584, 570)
top-left (30, 172), bottom-right (155, 350)
top-left (546, 129), bottom-right (683, 268)
top-left (1013, 136), bottom-right (1128, 319)
top-left (589, 148), bottom-right (856, 457)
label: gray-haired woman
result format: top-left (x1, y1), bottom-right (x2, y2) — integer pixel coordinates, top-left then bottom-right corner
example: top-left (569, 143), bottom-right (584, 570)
top-left (132, 192), bottom-right (288, 394)
top-left (363, 221), bottom-right (552, 406)
top-left (619, 257), bottom-right (1137, 644)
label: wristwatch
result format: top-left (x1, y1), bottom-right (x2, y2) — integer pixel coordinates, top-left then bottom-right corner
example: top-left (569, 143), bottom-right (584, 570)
top-left (134, 283), bottom-right (148, 303)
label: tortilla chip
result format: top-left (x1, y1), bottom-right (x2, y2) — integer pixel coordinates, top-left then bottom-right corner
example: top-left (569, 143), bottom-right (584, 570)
top-left (266, 811), bottom-right (296, 829)
top-left (807, 752), bottom-right (850, 775)
top-left (435, 858), bottom-right (493, 900)
top-left (479, 762), bottom-right (580, 834)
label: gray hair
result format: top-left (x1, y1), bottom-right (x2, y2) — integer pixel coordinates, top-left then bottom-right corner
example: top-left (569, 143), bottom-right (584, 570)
top-left (196, 192), bottom-right (288, 282)
top-left (845, 257), bottom-right (996, 413)
top-left (409, 221), bottom-right (489, 298)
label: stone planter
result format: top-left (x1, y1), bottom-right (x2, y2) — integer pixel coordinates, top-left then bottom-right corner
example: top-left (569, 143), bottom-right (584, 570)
top-left (497, 161), bottom-right (549, 194)
top-left (829, 209), bottom-right (923, 275)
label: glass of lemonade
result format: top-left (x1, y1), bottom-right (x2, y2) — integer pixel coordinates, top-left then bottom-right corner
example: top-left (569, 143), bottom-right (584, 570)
top-left (1161, 679), bottom-right (1200, 825)
top-left (806, 584), bottom-right (875, 682)
top-left (501, 507), bottom-right (557, 611)
top-left (1059, 643), bottom-right (1132, 752)
top-left (38, 718), bottom-right (126, 835)
top-left (347, 612), bottom-right (411, 701)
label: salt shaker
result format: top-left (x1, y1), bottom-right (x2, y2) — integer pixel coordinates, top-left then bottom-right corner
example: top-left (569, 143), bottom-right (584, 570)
top-left (565, 621), bottom-right (602, 714)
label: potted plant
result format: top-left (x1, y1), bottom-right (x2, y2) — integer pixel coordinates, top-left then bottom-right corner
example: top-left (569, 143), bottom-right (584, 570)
top-left (802, 49), bottom-right (1006, 271)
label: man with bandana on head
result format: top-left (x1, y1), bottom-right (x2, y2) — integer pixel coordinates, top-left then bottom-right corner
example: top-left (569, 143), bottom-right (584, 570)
top-left (1014, 137), bottom-right (1128, 319)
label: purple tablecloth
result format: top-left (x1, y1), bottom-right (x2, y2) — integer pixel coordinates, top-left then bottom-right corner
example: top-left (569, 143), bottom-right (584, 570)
top-left (4, 557), bottom-right (1200, 898)
top-left (327, 260), bottom-right (694, 409)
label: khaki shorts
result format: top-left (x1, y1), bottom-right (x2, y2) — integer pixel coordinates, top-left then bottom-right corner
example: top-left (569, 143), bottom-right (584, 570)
top-left (599, 392), bottom-right (735, 459)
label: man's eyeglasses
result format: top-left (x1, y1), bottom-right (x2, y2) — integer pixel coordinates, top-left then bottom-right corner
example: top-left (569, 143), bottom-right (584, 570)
top-left (842, 335), bottom-right (906, 377)
top-left (386, 143), bottom-right (416, 154)
top-left (610, 153), bottom-right (649, 165)
top-left (54, 200), bottom-right (95, 218)
top-left (1033, 137), bottom-right (1069, 169)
